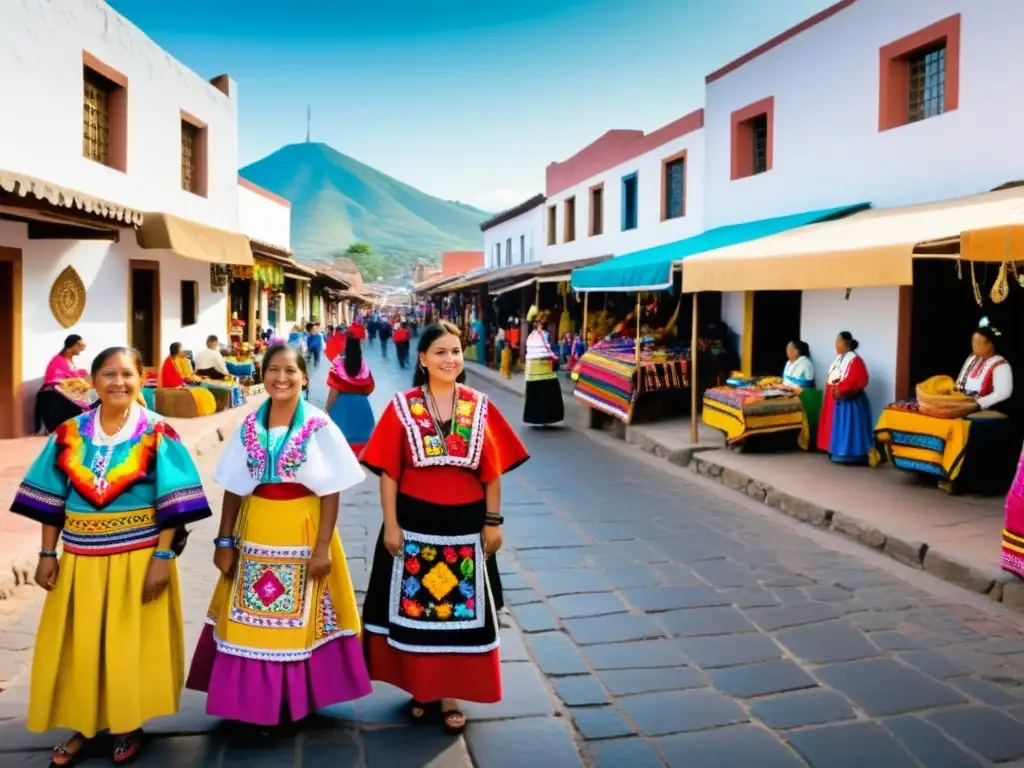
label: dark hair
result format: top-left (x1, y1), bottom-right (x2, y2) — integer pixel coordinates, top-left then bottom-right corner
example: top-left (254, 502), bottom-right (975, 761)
top-left (975, 325), bottom-right (1002, 350)
top-left (789, 339), bottom-right (811, 358)
top-left (305, 322), bottom-right (314, 333)
top-left (169, 341), bottom-right (182, 356)
top-left (262, 342), bottom-right (308, 376)
top-left (63, 334), bottom-right (83, 352)
top-left (90, 346), bottom-right (143, 379)
top-left (343, 335), bottom-right (363, 378)
top-left (412, 322), bottom-right (466, 388)
top-left (206, 335), bottom-right (218, 346)
top-left (837, 331), bottom-right (859, 351)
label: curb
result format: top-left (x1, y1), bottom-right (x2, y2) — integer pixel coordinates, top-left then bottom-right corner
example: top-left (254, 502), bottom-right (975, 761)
top-left (468, 363), bottom-right (1023, 615)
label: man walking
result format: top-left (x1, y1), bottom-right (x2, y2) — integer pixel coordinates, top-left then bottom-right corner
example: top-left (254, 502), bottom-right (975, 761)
top-left (378, 318), bottom-right (392, 359)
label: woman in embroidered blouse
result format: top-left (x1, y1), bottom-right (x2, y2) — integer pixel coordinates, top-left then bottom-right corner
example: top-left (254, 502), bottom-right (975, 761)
top-left (523, 306), bottom-right (565, 426)
top-left (955, 324), bottom-right (1020, 497)
top-left (36, 335), bottom-right (92, 433)
top-left (11, 347), bottom-right (213, 766)
top-left (816, 331), bottom-right (875, 465)
top-left (782, 340), bottom-right (815, 389)
top-left (186, 344), bottom-right (371, 730)
top-left (360, 322), bottom-right (529, 735)
top-left (325, 335), bottom-right (376, 454)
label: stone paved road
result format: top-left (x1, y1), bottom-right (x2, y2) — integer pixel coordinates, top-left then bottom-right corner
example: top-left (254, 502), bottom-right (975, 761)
top-left (5, 338), bottom-right (1024, 765)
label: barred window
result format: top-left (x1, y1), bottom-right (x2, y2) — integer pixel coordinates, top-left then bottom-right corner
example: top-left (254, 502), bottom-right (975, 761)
top-left (664, 158), bottom-right (685, 219)
top-left (181, 120), bottom-right (198, 192)
top-left (83, 70), bottom-right (113, 165)
top-left (908, 45), bottom-right (946, 123)
top-left (751, 115), bottom-right (769, 175)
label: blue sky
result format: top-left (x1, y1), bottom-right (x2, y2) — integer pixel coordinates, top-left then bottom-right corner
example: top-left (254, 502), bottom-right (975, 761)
top-left (109, 0), bottom-right (834, 212)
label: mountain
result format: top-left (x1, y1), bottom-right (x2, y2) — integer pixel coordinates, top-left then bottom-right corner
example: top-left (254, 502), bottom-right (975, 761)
top-left (239, 142), bottom-right (491, 272)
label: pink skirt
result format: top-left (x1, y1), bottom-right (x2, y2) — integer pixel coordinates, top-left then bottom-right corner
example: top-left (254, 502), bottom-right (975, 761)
top-left (186, 626), bottom-right (371, 725)
top-left (1001, 447), bottom-right (1024, 577)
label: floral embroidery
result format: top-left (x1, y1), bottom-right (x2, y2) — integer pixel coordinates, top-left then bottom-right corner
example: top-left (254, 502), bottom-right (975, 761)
top-left (277, 418), bottom-right (327, 478)
top-left (241, 413), bottom-right (267, 481)
top-left (390, 530), bottom-right (485, 629)
top-left (91, 447), bottom-right (112, 494)
top-left (392, 386), bottom-right (488, 469)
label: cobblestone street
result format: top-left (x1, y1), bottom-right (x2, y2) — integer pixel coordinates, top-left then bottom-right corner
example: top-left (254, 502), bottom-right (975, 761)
top-left (5, 340), bottom-right (1024, 765)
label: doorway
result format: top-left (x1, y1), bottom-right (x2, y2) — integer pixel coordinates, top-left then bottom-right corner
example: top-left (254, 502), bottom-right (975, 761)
top-left (751, 290), bottom-right (803, 376)
top-left (0, 247), bottom-right (22, 438)
top-left (129, 260), bottom-right (160, 368)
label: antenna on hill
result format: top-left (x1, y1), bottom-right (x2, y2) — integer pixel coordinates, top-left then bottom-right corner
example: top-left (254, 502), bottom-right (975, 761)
top-left (305, 105), bottom-right (311, 143)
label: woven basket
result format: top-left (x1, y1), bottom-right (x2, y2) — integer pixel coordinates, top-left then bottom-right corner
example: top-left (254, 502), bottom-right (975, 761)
top-left (916, 384), bottom-right (975, 419)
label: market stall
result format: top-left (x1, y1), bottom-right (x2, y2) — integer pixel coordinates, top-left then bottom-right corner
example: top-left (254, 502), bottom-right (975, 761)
top-left (701, 376), bottom-right (810, 449)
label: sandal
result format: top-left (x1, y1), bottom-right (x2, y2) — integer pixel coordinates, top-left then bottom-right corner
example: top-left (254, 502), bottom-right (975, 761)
top-left (112, 730), bottom-right (143, 764)
top-left (50, 734), bottom-right (87, 768)
top-left (408, 699), bottom-right (439, 723)
top-left (442, 707), bottom-right (467, 735)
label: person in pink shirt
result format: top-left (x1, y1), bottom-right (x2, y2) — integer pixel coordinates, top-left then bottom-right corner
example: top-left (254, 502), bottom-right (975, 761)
top-left (44, 335), bottom-right (88, 385)
top-left (36, 335), bottom-right (90, 433)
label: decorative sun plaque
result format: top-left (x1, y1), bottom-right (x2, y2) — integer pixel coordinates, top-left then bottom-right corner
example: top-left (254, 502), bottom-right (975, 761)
top-left (49, 265), bottom-right (86, 328)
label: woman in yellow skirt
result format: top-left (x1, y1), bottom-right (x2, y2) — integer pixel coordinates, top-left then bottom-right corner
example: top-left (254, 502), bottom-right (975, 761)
top-left (186, 344), bottom-right (371, 727)
top-left (10, 347), bottom-right (213, 765)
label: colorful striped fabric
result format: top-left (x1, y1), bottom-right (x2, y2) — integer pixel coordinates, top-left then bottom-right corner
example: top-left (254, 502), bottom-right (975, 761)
top-left (572, 349), bottom-right (689, 423)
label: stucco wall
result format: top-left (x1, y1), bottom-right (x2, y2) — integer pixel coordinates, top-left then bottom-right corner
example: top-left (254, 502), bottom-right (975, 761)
top-left (238, 182), bottom-right (291, 249)
top-left (0, 0), bottom-right (239, 230)
top-left (483, 207), bottom-right (545, 268)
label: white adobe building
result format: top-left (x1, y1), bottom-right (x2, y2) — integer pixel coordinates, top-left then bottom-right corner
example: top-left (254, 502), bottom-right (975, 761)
top-left (0, 0), bottom-right (254, 437)
top-left (543, 111), bottom-right (706, 266)
top-left (701, 0), bottom-right (1024, 415)
top-left (480, 194), bottom-right (546, 269)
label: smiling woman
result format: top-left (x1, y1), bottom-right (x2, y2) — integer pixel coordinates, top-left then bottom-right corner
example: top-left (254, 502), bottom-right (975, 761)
top-left (359, 322), bottom-right (530, 735)
top-left (186, 343), bottom-right (373, 730)
top-left (10, 346), bottom-right (213, 765)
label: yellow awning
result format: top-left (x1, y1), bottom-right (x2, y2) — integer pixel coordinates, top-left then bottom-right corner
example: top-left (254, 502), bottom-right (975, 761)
top-left (959, 224), bottom-right (1024, 262)
top-left (682, 185), bottom-right (1024, 293)
top-left (136, 212), bottom-right (253, 266)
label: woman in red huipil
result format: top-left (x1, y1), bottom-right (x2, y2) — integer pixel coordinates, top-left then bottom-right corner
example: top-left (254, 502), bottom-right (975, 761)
top-left (359, 322), bottom-right (528, 735)
top-left (325, 336), bottom-right (375, 454)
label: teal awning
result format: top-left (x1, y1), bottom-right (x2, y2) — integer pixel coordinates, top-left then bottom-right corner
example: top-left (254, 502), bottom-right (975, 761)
top-left (570, 203), bottom-right (871, 293)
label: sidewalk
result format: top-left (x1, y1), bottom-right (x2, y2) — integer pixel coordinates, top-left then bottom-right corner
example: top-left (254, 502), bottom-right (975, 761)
top-left (0, 397), bottom-right (266, 606)
top-left (467, 363), bottom-right (1022, 614)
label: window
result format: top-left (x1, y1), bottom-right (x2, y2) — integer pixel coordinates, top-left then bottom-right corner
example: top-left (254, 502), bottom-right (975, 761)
top-left (730, 97), bottom-right (774, 180)
top-left (547, 205), bottom-right (557, 245)
top-left (180, 280), bottom-right (199, 327)
top-left (82, 52), bottom-right (128, 172)
top-left (180, 111), bottom-right (208, 196)
top-left (621, 173), bottom-right (638, 231)
top-left (878, 14), bottom-right (960, 131)
top-left (908, 45), bottom-right (946, 122)
top-left (520, 234), bottom-right (526, 263)
top-left (506, 237), bottom-right (512, 266)
top-left (589, 184), bottom-right (604, 236)
top-left (661, 152), bottom-right (686, 220)
top-left (564, 197), bottom-right (576, 242)
top-left (495, 242), bottom-right (502, 267)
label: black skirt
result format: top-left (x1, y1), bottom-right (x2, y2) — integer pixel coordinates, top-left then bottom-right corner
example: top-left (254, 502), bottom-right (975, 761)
top-left (523, 378), bottom-right (565, 425)
top-left (956, 414), bottom-right (1022, 495)
top-left (363, 493), bottom-right (502, 653)
top-left (34, 387), bottom-right (87, 434)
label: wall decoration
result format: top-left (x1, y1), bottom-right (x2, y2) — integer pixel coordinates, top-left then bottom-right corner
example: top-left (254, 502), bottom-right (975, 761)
top-left (49, 265), bottom-right (86, 328)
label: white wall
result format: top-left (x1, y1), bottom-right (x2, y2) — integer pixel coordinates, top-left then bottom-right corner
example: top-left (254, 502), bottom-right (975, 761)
top-left (238, 183), bottom-right (291, 249)
top-left (545, 130), bottom-right (705, 265)
top-left (0, 0), bottom-right (239, 230)
top-left (703, 0), bottom-right (1024, 229)
top-left (1, 219), bottom-right (227, 385)
top-left (483, 206), bottom-right (545, 268)
top-left (800, 287), bottom-right (901, 418)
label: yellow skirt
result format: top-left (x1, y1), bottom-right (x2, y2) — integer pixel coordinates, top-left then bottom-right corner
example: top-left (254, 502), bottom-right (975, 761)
top-left (204, 493), bottom-right (361, 659)
top-left (27, 549), bottom-right (184, 737)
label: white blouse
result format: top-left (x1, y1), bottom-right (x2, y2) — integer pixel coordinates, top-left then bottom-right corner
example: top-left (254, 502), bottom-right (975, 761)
top-left (782, 356), bottom-right (815, 386)
top-left (956, 354), bottom-right (1014, 411)
top-left (214, 403), bottom-right (366, 497)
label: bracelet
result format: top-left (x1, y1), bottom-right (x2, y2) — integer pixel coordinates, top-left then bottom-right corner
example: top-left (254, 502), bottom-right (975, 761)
top-left (484, 514), bottom-right (504, 526)
top-left (152, 549), bottom-right (177, 560)
top-left (213, 536), bottom-right (237, 549)
top-left (39, 549), bottom-right (57, 558)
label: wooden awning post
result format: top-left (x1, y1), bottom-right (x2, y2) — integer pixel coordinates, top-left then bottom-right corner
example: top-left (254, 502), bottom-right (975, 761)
top-left (635, 292), bottom-right (642, 369)
top-left (582, 292), bottom-right (589, 347)
top-left (690, 296), bottom-right (699, 445)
